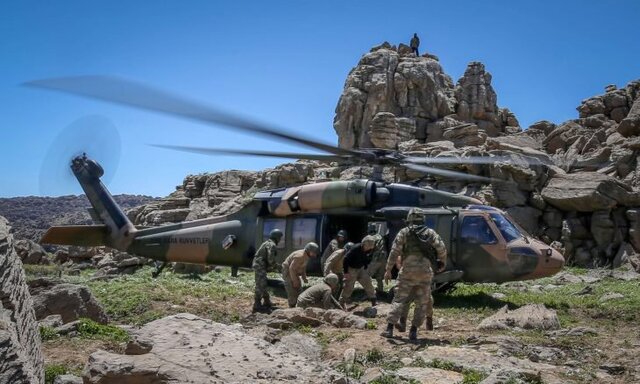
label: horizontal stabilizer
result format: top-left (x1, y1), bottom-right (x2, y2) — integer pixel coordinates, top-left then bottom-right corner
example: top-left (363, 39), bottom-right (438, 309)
top-left (41, 225), bottom-right (109, 246)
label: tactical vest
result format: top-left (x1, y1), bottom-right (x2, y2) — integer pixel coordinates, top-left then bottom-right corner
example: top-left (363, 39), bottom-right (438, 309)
top-left (404, 226), bottom-right (436, 263)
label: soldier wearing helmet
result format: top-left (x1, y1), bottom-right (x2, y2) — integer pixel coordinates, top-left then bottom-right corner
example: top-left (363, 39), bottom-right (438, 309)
top-left (282, 242), bottom-right (319, 307)
top-left (381, 208), bottom-right (447, 341)
top-left (323, 242), bottom-right (354, 298)
top-left (365, 222), bottom-right (387, 296)
top-left (296, 273), bottom-right (343, 309)
top-left (339, 235), bottom-right (377, 307)
top-left (252, 228), bottom-right (284, 312)
top-left (321, 229), bottom-right (348, 270)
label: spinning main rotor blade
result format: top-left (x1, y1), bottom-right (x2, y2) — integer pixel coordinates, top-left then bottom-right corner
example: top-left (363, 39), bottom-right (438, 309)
top-left (25, 76), bottom-right (356, 157)
top-left (151, 144), bottom-right (346, 162)
top-left (401, 163), bottom-right (493, 183)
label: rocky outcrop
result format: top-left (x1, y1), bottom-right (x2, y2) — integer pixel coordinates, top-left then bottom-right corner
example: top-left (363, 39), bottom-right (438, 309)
top-left (333, 43), bottom-right (518, 149)
top-left (29, 280), bottom-right (108, 324)
top-left (83, 313), bottom-right (343, 384)
top-left (0, 216), bottom-right (44, 384)
top-left (14, 239), bottom-right (49, 265)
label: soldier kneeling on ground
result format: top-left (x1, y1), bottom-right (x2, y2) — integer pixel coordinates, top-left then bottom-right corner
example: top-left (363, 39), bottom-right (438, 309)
top-left (296, 273), bottom-right (343, 309)
top-left (282, 242), bottom-right (319, 308)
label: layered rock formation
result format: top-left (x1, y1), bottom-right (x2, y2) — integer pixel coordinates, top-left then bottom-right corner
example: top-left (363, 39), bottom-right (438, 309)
top-left (127, 43), bottom-right (640, 269)
top-left (0, 217), bottom-right (44, 384)
top-left (333, 43), bottom-right (519, 149)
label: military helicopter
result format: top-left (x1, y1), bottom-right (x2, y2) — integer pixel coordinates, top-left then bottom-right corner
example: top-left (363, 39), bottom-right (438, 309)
top-left (30, 76), bottom-right (564, 287)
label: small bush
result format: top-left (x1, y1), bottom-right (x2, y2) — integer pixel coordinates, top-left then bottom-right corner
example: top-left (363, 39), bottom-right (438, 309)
top-left (365, 320), bottom-right (377, 330)
top-left (77, 318), bottom-right (130, 342)
top-left (44, 364), bottom-right (67, 384)
top-left (39, 326), bottom-right (59, 341)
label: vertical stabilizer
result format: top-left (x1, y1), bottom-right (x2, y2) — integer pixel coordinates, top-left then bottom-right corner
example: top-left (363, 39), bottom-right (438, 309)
top-left (71, 154), bottom-right (136, 250)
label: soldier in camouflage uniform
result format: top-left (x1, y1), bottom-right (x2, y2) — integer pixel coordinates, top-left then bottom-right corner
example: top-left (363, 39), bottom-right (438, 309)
top-left (381, 208), bottom-right (447, 340)
top-left (252, 228), bottom-right (284, 312)
top-left (324, 242), bottom-right (354, 299)
top-left (321, 229), bottom-right (347, 270)
top-left (282, 242), bottom-right (319, 307)
top-left (296, 273), bottom-right (342, 309)
top-left (394, 255), bottom-right (435, 332)
top-left (365, 223), bottom-right (387, 296)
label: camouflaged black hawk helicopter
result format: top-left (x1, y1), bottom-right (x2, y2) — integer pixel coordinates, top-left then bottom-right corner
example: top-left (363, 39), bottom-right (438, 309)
top-left (30, 76), bottom-right (564, 287)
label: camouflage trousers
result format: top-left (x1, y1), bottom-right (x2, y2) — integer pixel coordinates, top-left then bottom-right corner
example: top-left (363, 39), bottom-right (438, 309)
top-left (367, 259), bottom-right (386, 293)
top-left (282, 272), bottom-right (302, 307)
top-left (254, 270), bottom-right (270, 302)
top-left (399, 291), bottom-right (434, 320)
top-left (339, 267), bottom-right (375, 304)
top-left (387, 277), bottom-right (432, 328)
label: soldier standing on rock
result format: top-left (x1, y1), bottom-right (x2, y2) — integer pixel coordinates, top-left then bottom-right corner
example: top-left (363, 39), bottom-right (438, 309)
top-left (366, 223), bottom-right (387, 297)
top-left (410, 33), bottom-right (420, 56)
top-left (252, 229), bottom-right (283, 312)
top-left (282, 242), bottom-right (319, 308)
top-left (321, 229), bottom-right (348, 270)
top-left (381, 208), bottom-right (447, 341)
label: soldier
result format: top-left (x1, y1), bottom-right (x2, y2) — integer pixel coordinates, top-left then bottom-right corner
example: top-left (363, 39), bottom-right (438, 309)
top-left (410, 33), bottom-right (420, 56)
top-left (321, 229), bottom-right (348, 270)
top-left (366, 223), bottom-right (387, 296)
top-left (282, 242), bottom-right (319, 307)
top-left (324, 242), bottom-right (354, 298)
top-left (252, 228), bottom-right (283, 312)
top-left (340, 236), bottom-right (377, 307)
top-left (393, 254), bottom-right (436, 332)
top-left (381, 208), bottom-right (446, 341)
top-left (296, 273), bottom-right (343, 309)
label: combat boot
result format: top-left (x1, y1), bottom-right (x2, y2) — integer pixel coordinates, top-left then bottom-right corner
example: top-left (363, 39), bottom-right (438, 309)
top-left (381, 323), bottom-right (394, 338)
top-left (371, 298), bottom-right (377, 307)
top-left (252, 298), bottom-right (262, 313)
top-left (395, 317), bottom-right (407, 333)
top-left (426, 316), bottom-right (434, 331)
top-left (409, 326), bottom-right (418, 341)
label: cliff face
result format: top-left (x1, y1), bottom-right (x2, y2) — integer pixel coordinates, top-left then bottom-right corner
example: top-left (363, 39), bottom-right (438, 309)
top-left (0, 217), bottom-right (44, 384)
top-left (130, 43), bottom-right (640, 269)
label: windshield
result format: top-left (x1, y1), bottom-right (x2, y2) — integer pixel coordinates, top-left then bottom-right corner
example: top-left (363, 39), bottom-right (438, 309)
top-left (489, 213), bottom-right (522, 243)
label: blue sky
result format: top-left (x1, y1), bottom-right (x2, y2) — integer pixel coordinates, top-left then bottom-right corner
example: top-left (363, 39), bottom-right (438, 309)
top-left (1, 0), bottom-right (639, 197)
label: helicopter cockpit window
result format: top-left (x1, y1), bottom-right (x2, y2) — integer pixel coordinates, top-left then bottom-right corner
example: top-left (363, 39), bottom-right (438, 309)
top-left (489, 213), bottom-right (521, 243)
top-left (263, 219), bottom-right (286, 249)
top-left (461, 216), bottom-right (498, 244)
top-left (291, 218), bottom-right (317, 249)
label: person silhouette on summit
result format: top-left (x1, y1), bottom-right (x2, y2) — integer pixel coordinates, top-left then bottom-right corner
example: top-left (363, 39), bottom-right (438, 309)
top-left (410, 33), bottom-right (420, 56)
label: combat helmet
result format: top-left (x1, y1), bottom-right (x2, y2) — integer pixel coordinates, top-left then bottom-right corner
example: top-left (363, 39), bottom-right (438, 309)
top-left (269, 228), bottom-right (284, 243)
top-left (344, 242), bottom-right (355, 252)
top-left (304, 242), bottom-right (320, 255)
top-left (324, 273), bottom-right (340, 288)
top-left (406, 208), bottom-right (425, 225)
top-left (337, 229), bottom-right (348, 239)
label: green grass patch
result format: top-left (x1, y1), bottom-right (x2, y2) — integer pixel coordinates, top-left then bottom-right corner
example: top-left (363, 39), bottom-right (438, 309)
top-left (423, 358), bottom-right (488, 384)
top-left (44, 364), bottom-right (67, 384)
top-left (365, 319), bottom-right (378, 330)
top-left (77, 318), bottom-right (130, 342)
top-left (84, 266), bottom-right (254, 325)
top-left (39, 326), bottom-right (59, 341)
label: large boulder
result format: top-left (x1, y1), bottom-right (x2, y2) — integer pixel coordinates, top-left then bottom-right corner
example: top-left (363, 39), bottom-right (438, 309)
top-left (541, 172), bottom-right (640, 212)
top-left (14, 239), bottom-right (49, 265)
top-left (617, 96), bottom-right (640, 136)
top-left (83, 313), bottom-right (343, 384)
top-left (0, 217), bottom-right (44, 384)
top-left (478, 304), bottom-right (560, 330)
top-left (30, 282), bottom-right (108, 324)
